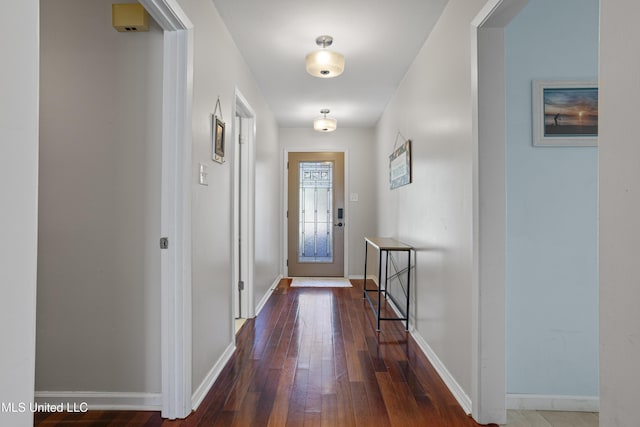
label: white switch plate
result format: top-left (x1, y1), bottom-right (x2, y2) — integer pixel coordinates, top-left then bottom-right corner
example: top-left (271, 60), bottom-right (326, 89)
top-left (350, 192), bottom-right (359, 202)
top-left (199, 163), bottom-right (208, 186)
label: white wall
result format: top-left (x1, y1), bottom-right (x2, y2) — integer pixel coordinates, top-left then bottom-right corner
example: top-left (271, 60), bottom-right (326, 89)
top-left (279, 127), bottom-right (378, 277)
top-left (254, 111), bottom-right (282, 305)
top-left (505, 0), bottom-right (599, 398)
top-left (37, 0), bottom-right (163, 395)
top-left (175, 0), bottom-right (281, 393)
top-left (599, 0), bottom-right (640, 425)
top-left (0, 0), bottom-right (39, 425)
top-left (375, 0), bottom-right (488, 400)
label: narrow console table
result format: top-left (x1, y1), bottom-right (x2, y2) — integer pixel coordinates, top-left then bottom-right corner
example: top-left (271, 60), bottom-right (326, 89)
top-left (363, 237), bottom-right (413, 331)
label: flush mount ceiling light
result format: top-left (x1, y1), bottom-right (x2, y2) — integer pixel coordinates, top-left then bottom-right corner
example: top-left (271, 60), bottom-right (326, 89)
top-left (305, 35), bottom-right (345, 78)
top-left (314, 109), bottom-right (337, 132)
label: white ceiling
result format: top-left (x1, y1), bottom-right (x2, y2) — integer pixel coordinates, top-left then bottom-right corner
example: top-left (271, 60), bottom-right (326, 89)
top-left (212, 0), bottom-right (448, 128)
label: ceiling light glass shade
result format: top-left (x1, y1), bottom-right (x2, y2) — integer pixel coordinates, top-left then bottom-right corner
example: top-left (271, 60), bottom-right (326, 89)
top-left (313, 116), bottom-right (337, 132)
top-left (305, 50), bottom-right (345, 78)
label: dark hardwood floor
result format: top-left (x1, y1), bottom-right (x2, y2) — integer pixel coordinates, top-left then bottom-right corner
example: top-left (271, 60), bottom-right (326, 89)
top-left (35, 279), bottom-right (497, 427)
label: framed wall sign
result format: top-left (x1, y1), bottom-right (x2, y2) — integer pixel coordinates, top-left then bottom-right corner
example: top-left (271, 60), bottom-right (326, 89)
top-left (389, 139), bottom-right (412, 189)
top-left (532, 80), bottom-right (598, 147)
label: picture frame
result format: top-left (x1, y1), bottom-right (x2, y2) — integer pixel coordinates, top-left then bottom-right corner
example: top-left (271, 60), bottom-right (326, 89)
top-left (532, 80), bottom-right (598, 147)
top-left (212, 115), bottom-right (225, 163)
top-left (389, 140), bottom-right (412, 189)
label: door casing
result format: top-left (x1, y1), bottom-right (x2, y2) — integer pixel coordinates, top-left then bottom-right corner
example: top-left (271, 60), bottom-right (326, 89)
top-left (232, 89), bottom-right (256, 323)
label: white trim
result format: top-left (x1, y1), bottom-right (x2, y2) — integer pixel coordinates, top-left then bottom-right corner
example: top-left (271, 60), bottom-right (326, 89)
top-left (232, 88), bottom-right (257, 323)
top-left (232, 115), bottom-right (243, 320)
top-left (139, 0), bottom-right (193, 420)
top-left (191, 343), bottom-right (236, 411)
top-left (283, 148), bottom-right (350, 278)
top-left (34, 391), bottom-right (162, 411)
top-left (470, 0), bottom-right (528, 424)
top-left (411, 331), bottom-right (473, 415)
top-left (255, 275), bottom-right (283, 316)
top-left (506, 394), bottom-right (600, 412)
top-left (347, 274), bottom-right (377, 282)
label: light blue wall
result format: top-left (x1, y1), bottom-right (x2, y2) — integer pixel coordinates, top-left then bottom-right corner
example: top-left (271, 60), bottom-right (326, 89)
top-left (505, 0), bottom-right (599, 396)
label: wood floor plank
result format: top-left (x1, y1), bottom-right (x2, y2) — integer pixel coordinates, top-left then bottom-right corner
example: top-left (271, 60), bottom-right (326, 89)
top-left (320, 394), bottom-right (338, 427)
top-left (376, 371), bottom-right (425, 427)
top-left (232, 390), bottom-right (260, 427)
top-left (349, 381), bottom-right (383, 427)
top-left (267, 357), bottom-right (297, 427)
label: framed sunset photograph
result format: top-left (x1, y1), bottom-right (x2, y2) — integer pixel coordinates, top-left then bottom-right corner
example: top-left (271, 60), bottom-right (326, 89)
top-left (533, 80), bottom-right (598, 147)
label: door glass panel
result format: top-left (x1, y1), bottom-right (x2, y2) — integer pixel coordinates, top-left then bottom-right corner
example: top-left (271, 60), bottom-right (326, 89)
top-left (298, 161), bottom-right (333, 263)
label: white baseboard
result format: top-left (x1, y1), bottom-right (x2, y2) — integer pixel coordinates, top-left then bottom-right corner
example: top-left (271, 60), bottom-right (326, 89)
top-left (348, 274), bottom-right (378, 281)
top-left (411, 331), bottom-right (473, 415)
top-left (506, 394), bottom-right (599, 412)
top-left (191, 342), bottom-right (236, 411)
top-left (34, 391), bottom-right (162, 411)
top-left (255, 274), bottom-right (282, 316)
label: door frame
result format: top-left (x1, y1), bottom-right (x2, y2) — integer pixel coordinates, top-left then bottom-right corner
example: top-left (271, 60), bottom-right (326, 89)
top-left (139, 0), bottom-right (193, 419)
top-left (470, 0), bottom-right (528, 424)
top-left (232, 88), bottom-right (256, 323)
top-left (283, 148), bottom-right (349, 278)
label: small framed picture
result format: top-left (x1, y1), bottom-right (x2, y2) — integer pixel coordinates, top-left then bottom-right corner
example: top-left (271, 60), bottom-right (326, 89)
top-left (212, 115), bottom-right (225, 162)
top-left (532, 80), bottom-right (598, 147)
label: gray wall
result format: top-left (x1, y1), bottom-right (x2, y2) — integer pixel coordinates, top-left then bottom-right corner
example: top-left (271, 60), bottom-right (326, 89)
top-left (599, 0), bottom-right (640, 425)
top-left (279, 127), bottom-right (378, 277)
top-left (176, 0), bottom-right (281, 393)
top-left (0, 0), bottom-right (39, 425)
top-left (37, 0), bottom-right (282, 403)
top-left (36, 0), bottom-right (282, 404)
top-left (37, 0), bottom-right (163, 393)
top-left (375, 0), bottom-right (488, 397)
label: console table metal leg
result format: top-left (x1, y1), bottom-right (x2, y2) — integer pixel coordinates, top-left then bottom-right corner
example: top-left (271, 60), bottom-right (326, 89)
top-left (377, 248), bottom-right (382, 331)
top-left (363, 240), bottom-right (368, 298)
top-left (384, 250), bottom-right (390, 298)
top-left (406, 250), bottom-right (411, 331)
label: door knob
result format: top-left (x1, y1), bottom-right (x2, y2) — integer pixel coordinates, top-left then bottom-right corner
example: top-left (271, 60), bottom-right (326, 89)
top-left (334, 222), bottom-right (343, 227)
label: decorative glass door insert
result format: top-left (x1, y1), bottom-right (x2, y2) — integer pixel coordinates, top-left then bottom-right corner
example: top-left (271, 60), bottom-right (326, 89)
top-left (298, 161), bottom-right (333, 263)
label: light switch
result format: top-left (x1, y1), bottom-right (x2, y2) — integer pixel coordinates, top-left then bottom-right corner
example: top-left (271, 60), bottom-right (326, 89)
top-left (350, 192), bottom-right (359, 202)
top-left (199, 163), bottom-right (208, 186)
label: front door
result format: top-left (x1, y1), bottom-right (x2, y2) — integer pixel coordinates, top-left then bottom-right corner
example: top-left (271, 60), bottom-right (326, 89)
top-left (287, 152), bottom-right (344, 277)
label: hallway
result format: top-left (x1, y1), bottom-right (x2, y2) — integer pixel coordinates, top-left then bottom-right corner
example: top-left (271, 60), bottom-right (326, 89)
top-left (35, 279), bottom-right (495, 426)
